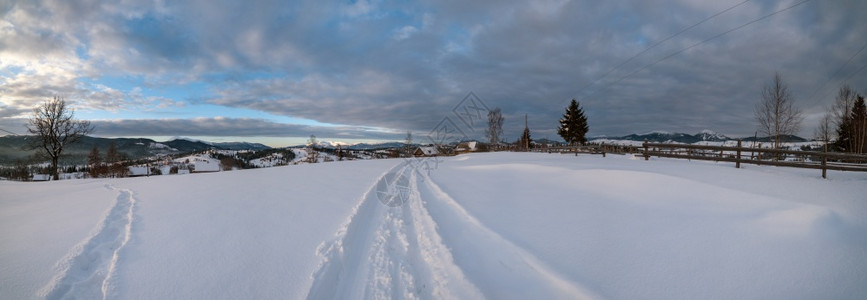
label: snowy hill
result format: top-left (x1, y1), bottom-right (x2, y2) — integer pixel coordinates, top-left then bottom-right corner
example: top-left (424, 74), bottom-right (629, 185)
top-left (163, 138), bottom-right (215, 152)
top-left (0, 136), bottom-right (272, 165)
top-left (345, 142), bottom-right (408, 150)
top-left (173, 153), bottom-right (221, 172)
top-left (212, 141), bottom-right (271, 151)
top-left (2, 153), bottom-right (865, 299)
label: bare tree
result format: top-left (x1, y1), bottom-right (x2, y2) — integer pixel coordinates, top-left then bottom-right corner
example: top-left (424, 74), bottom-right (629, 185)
top-left (307, 135), bottom-right (319, 163)
top-left (87, 144), bottom-right (103, 178)
top-left (27, 96), bottom-right (93, 180)
top-left (754, 72), bottom-right (803, 150)
top-left (832, 85), bottom-right (856, 126)
top-left (485, 108), bottom-right (504, 148)
top-left (105, 142), bottom-right (126, 177)
top-left (814, 111), bottom-right (833, 147)
top-left (831, 85), bottom-right (858, 151)
top-left (307, 134), bottom-right (318, 148)
top-left (404, 131), bottom-right (413, 157)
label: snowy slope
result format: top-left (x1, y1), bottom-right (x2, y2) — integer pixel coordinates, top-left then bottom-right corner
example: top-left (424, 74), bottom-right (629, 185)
top-left (1, 153), bottom-right (866, 299)
top-left (428, 153), bottom-right (867, 299)
top-left (0, 183), bottom-right (118, 298)
top-left (173, 153), bottom-right (221, 172)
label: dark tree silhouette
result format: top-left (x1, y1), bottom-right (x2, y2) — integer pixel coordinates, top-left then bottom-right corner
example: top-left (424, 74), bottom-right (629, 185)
top-left (837, 95), bottom-right (867, 153)
top-left (106, 142), bottom-right (123, 177)
top-left (88, 145), bottom-right (103, 178)
top-left (520, 114), bottom-right (531, 151)
top-left (557, 99), bottom-right (589, 147)
top-left (832, 85), bottom-right (857, 151)
top-left (486, 108), bottom-right (504, 148)
top-left (27, 96), bottom-right (93, 180)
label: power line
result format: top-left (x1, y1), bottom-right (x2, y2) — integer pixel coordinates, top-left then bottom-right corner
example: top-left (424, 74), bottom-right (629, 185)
top-left (841, 59), bottom-right (867, 84)
top-left (814, 59), bottom-right (867, 106)
top-left (806, 41), bottom-right (867, 106)
top-left (573, 0), bottom-right (751, 99)
top-left (0, 128), bottom-right (21, 135)
top-left (581, 0), bottom-right (814, 101)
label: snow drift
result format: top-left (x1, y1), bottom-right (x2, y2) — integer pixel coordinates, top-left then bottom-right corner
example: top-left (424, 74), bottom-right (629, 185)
top-left (1, 153), bottom-right (865, 299)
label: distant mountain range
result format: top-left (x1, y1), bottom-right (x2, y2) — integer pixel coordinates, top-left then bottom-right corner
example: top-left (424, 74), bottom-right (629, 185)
top-left (0, 130), bottom-right (810, 165)
top-left (307, 141), bottom-right (409, 150)
top-left (589, 130), bottom-right (807, 144)
top-left (0, 136), bottom-right (270, 165)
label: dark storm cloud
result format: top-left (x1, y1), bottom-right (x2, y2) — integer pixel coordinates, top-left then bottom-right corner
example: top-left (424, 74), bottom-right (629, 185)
top-left (2, 0), bottom-right (866, 140)
top-left (91, 117), bottom-right (405, 140)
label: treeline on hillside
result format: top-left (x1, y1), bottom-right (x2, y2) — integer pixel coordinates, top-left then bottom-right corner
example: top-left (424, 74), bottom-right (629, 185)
top-left (213, 148), bottom-right (296, 170)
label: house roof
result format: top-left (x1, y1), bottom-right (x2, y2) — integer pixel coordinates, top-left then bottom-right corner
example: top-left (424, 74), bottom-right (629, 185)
top-left (415, 146), bottom-right (438, 155)
top-left (456, 141), bottom-right (477, 151)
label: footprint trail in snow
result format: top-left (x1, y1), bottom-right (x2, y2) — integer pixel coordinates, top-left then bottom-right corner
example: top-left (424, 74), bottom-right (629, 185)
top-left (41, 185), bottom-right (137, 300)
top-left (307, 163), bottom-right (596, 299)
top-left (307, 163), bottom-right (482, 299)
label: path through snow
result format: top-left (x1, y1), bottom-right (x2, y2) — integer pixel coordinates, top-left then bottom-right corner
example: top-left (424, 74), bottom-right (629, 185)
top-left (307, 162), bottom-right (596, 299)
top-left (41, 185), bottom-right (137, 300)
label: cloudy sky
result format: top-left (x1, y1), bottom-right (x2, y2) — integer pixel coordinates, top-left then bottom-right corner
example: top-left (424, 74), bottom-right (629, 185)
top-left (1, 0), bottom-right (865, 146)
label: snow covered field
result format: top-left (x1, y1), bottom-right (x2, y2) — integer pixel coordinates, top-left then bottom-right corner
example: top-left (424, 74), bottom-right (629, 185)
top-left (1, 153), bottom-right (865, 299)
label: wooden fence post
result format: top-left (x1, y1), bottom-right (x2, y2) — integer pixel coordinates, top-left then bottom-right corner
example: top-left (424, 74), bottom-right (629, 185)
top-left (757, 143), bottom-right (762, 166)
top-left (736, 139), bottom-right (741, 168)
top-left (643, 139), bottom-right (649, 160)
top-left (822, 142), bottom-right (828, 179)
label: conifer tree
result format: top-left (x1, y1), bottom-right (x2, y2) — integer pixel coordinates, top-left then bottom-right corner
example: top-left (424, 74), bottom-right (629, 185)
top-left (557, 99), bottom-right (589, 147)
top-left (849, 95), bottom-right (866, 153)
top-left (836, 94), bottom-right (867, 153)
top-left (832, 85), bottom-right (857, 152)
top-left (835, 113), bottom-right (852, 152)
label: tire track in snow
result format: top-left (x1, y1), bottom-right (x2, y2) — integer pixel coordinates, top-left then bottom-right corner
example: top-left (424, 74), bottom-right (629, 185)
top-left (41, 185), bottom-right (137, 300)
top-left (417, 172), bottom-right (600, 300)
top-left (307, 163), bottom-right (482, 299)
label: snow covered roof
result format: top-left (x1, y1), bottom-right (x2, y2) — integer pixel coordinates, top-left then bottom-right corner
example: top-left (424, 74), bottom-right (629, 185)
top-left (415, 146), bottom-right (438, 156)
top-left (31, 174), bottom-right (51, 181)
top-left (128, 166), bottom-right (150, 177)
top-left (455, 141), bottom-right (478, 152)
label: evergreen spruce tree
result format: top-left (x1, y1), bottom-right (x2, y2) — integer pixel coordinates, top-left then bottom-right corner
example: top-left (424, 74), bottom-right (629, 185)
top-left (850, 95), bottom-right (866, 153)
top-left (834, 114), bottom-right (851, 152)
top-left (836, 94), bottom-right (867, 153)
top-left (557, 99), bottom-right (589, 147)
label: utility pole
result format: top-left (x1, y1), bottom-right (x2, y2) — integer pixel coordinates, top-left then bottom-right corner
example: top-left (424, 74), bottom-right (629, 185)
top-left (524, 114), bottom-right (528, 151)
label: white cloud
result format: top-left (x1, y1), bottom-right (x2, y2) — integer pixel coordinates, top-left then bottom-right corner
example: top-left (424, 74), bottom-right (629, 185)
top-left (393, 25), bottom-right (418, 41)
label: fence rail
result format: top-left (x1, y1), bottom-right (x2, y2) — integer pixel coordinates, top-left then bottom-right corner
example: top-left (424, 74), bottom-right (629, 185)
top-left (529, 140), bottom-right (867, 178)
top-left (641, 140), bottom-right (867, 178)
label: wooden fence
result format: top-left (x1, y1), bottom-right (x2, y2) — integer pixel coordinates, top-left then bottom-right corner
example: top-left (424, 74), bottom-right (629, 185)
top-left (532, 144), bottom-right (642, 156)
top-left (529, 140), bottom-right (867, 178)
top-left (641, 140), bottom-right (867, 178)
